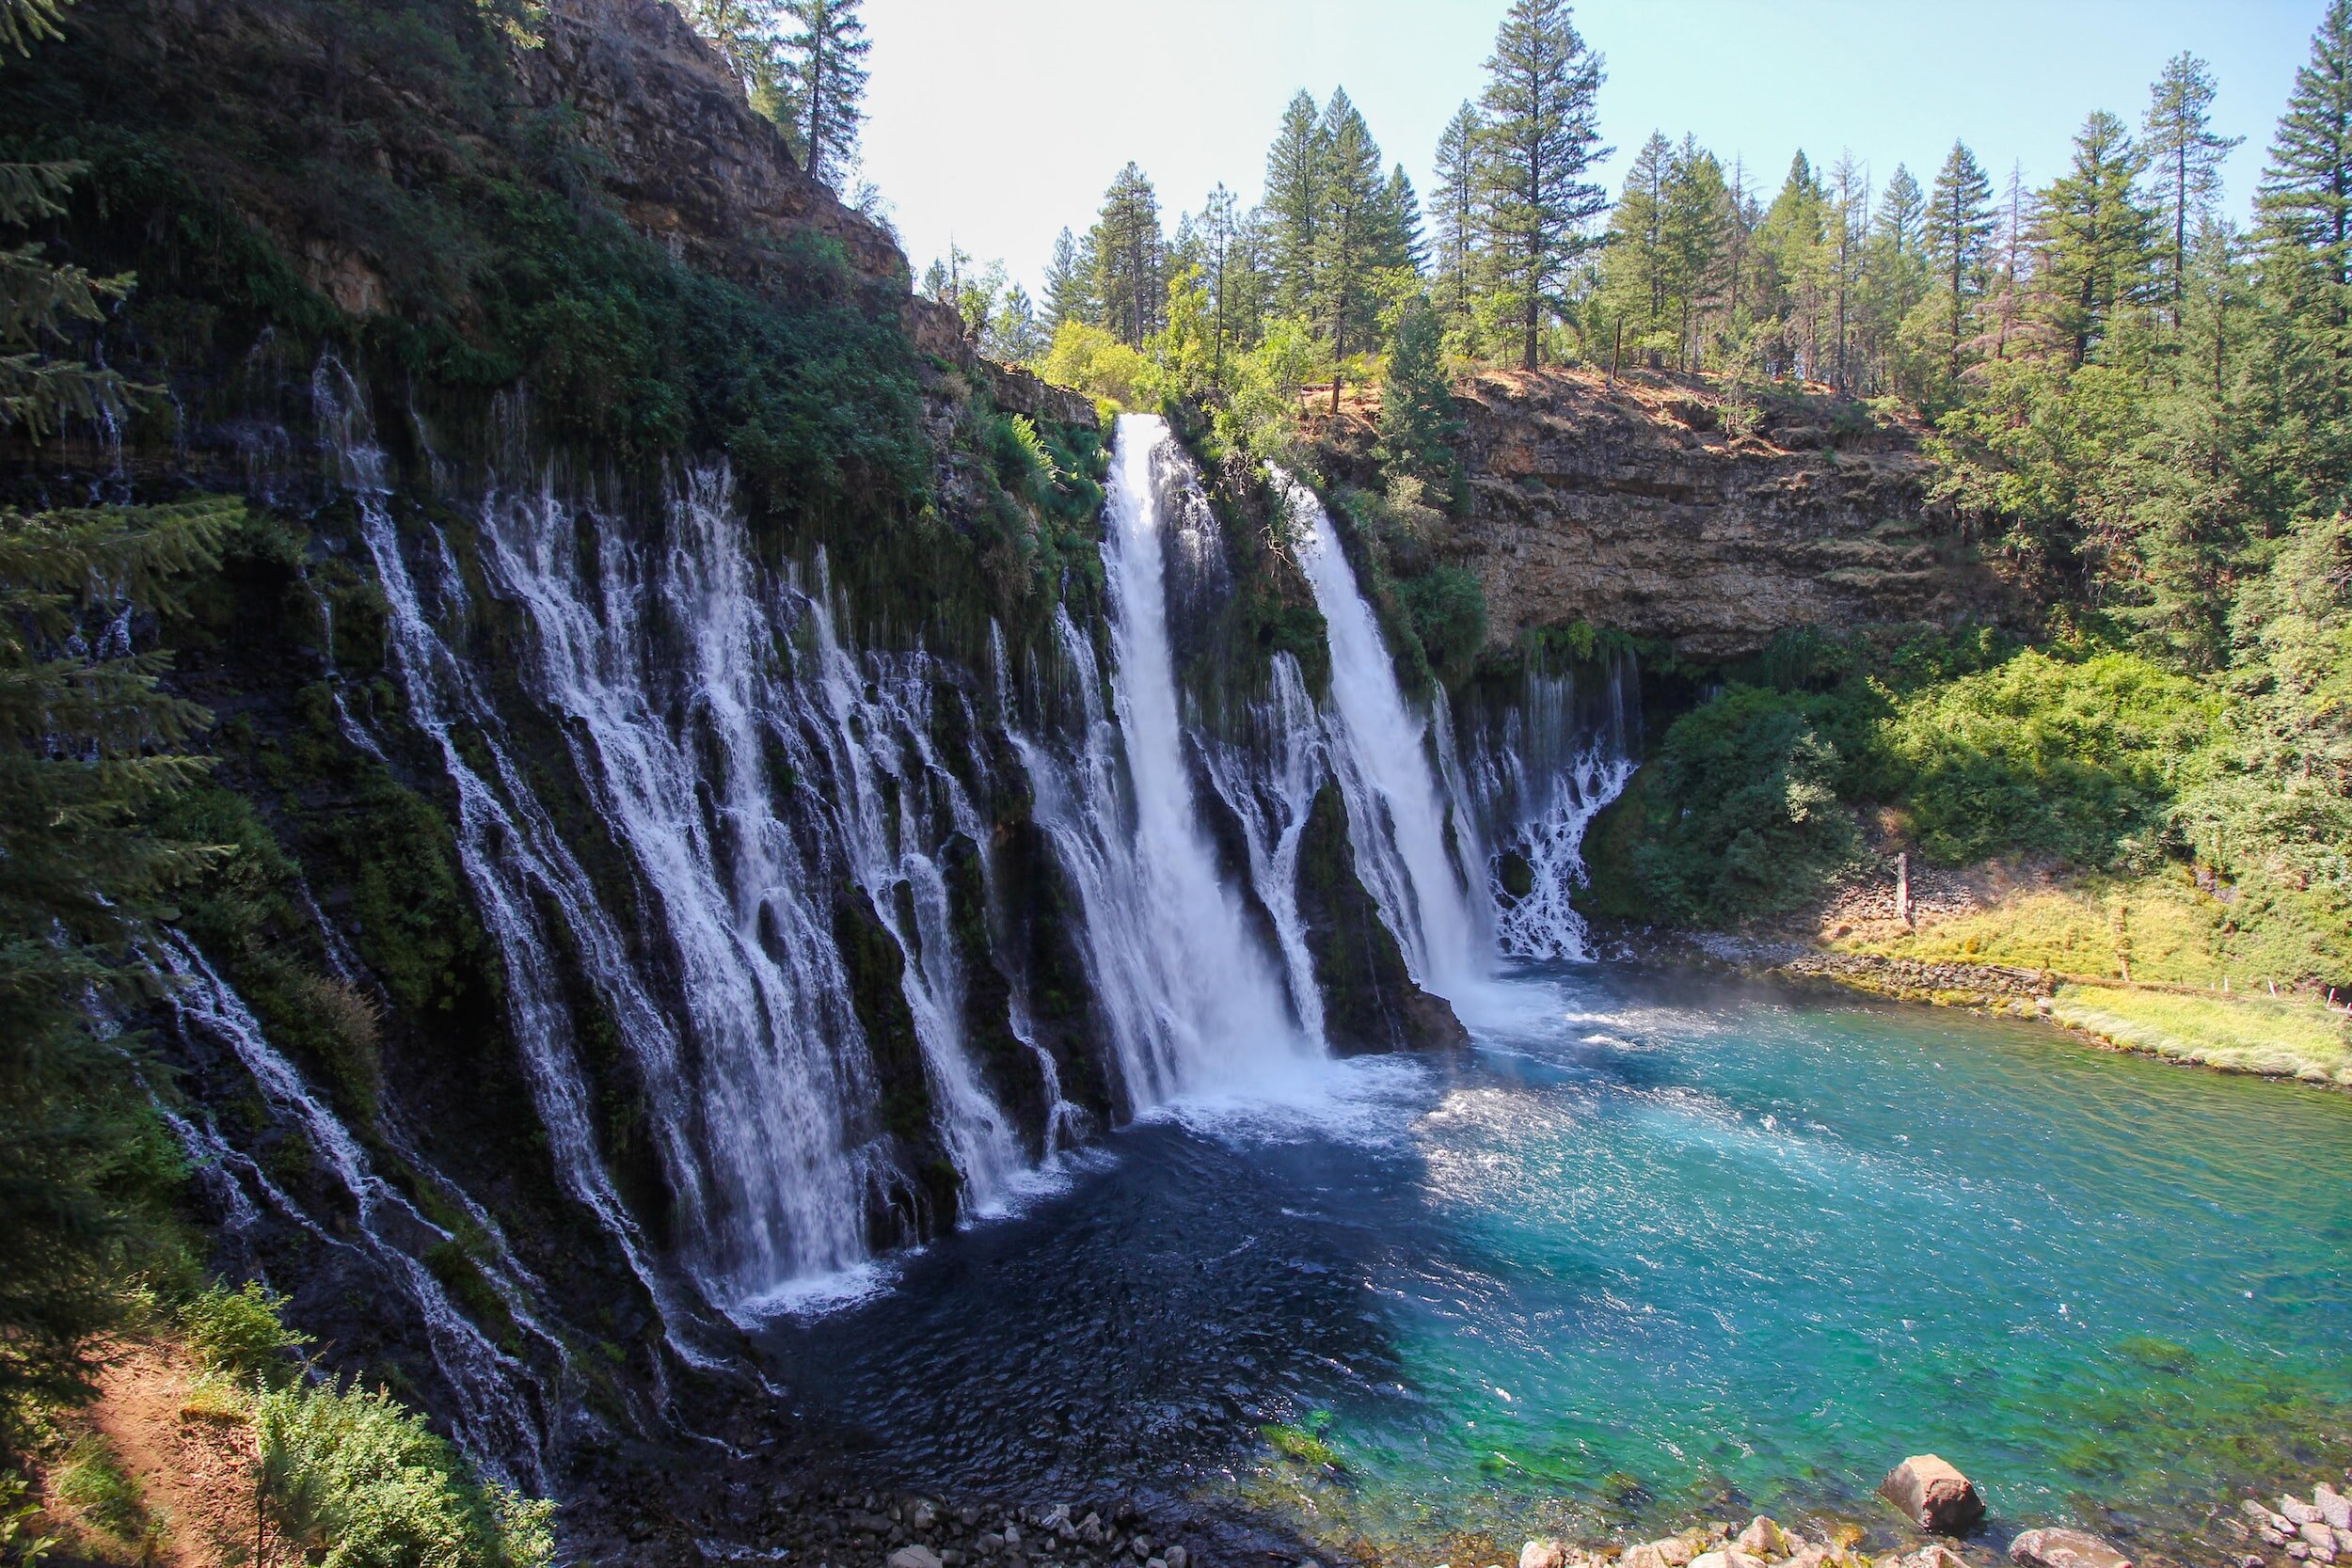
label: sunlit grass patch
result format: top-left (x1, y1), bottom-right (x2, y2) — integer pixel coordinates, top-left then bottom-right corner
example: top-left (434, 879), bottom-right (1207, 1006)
top-left (2052, 984), bottom-right (2352, 1085)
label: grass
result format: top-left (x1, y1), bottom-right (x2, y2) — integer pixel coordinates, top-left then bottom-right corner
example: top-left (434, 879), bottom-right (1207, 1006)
top-left (54, 1433), bottom-right (167, 1560)
top-left (1829, 870), bottom-right (2336, 993)
top-left (2051, 985), bottom-right (2352, 1085)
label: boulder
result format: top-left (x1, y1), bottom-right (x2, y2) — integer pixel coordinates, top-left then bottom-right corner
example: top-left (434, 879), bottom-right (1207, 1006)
top-left (1524, 1542), bottom-right (1570, 1568)
top-left (1880, 1456), bottom-right (1986, 1535)
top-left (2009, 1528), bottom-right (2133, 1568)
top-left (2288, 1499), bottom-right (2326, 1527)
top-left (2320, 1485), bottom-right (2352, 1532)
top-left (1907, 1546), bottom-right (1967, 1568)
top-left (890, 1549), bottom-right (945, 1568)
top-left (1622, 1544), bottom-right (1672, 1568)
top-left (1166, 1549), bottom-right (1189, 1568)
top-left (1739, 1518), bottom-right (1791, 1559)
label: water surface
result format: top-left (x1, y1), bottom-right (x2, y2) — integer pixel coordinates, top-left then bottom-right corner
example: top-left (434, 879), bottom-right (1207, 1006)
top-left (758, 968), bottom-right (2352, 1559)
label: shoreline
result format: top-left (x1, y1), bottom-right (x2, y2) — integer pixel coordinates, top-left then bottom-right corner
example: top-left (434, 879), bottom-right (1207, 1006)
top-left (1589, 927), bottom-right (2352, 1092)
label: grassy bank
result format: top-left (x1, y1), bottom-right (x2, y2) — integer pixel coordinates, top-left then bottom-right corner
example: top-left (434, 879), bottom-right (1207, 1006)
top-left (2049, 984), bottom-right (2352, 1085)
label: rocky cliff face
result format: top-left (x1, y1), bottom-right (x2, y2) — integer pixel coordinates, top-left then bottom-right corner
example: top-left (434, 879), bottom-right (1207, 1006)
top-left (1444, 370), bottom-right (2025, 661)
top-left (518, 0), bottom-right (906, 286)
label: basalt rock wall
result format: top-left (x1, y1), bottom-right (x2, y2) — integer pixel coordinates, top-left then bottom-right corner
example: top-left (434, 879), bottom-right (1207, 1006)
top-left (1444, 370), bottom-right (2027, 661)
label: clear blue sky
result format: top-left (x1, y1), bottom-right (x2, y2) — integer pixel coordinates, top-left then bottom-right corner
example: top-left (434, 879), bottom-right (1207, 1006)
top-left (856, 0), bottom-right (2324, 298)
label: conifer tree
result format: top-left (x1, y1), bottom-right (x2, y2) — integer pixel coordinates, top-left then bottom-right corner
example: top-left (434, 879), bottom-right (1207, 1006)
top-left (1927, 141), bottom-right (1995, 376)
top-left (2040, 110), bottom-right (2155, 365)
top-left (1432, 101), bottom-right (1486, 320)
top-left (1604, 132), bottom-right (1674, 352)
top-left (2258, 0), bottom-right (2352, 331)
top-left (1662, 135), bottom-right (1727, 368)
top-left (1264, 90), bottom-right (1327, 319)
top-left (1089, 163), bottom-right (1167, 348)
top-left (1315, 88), bottom-right (1387, 409)
top-left (1376, 293), bottom-right (1464, 494)
top-left (685, 0), bottom-right (800, 134)
top-left (1478, 0), bottom-right (1609, 370)
top-left (1043, 227), bottom-right (1092, 328)
top-left (1826, 153), bottom-right (1867, 388)
top-left (784, 0), bottom-right (868, 188)
top-left (2145, 53), bottom-right (2241, 328)
top-left (1, 0), bottom-right (238, 1432)
top-left (1382, 164), bottom-right (1429, 273)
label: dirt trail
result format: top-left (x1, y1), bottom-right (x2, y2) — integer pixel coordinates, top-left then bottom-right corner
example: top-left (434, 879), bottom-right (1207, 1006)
top-left (43, 1341), bottom-right (260, 1568)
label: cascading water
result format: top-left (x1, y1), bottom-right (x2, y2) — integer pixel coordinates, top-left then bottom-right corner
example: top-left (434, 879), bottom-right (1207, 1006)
top-left (1010, 416), bottom-right (1317, 1103)
top-left (1460, 657), bottom-right (1642, 960)
top-left (314, 357), bottom-right (1039, 1322)
top-left (316, 362), bottom-right (707, 1355)
top-left (155, 934), bottom-right (551, 1484)
top-left (467, 454), bottom-right (880, 1300)
top-left (1279, 476), bottom-right (1498, 1000)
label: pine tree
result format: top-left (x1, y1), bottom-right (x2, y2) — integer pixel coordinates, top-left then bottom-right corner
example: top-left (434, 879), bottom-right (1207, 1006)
top-left (1432, 101), bottom-right (1486, 320)
top-left (2258, 0), bottom-right (2352, 332)
top-left (1662, 135), bottom-right (1727, 369)
top-left (1603, 131), bottom-right (1674, 353)
top-left (1927, 141), bottom-right (1995, 377)
top-left (683, 0), bottom-right (799, 135)
top-left (1376, 293), bottom-right (1464, 494)
top-left (1381, 164), bottom-right (1429, 273)
top-left (1043, 227), bottom-right (1092, 328)
top-left (1264, 90), bottom-right (1327, 319)
top-left (1756, 152), bottom-right (1829, 379)
top-left (2040, 110), bottom-right (2155, 365)
top-left (1478, 0), bottom-right (1609, 371)
top-left (1315, 87), bottom-right (1387, 410)
top-left (1, 0), bottom-right (239, 1433)
top-left (1199, 182), bottom-right (1255, 388)
top-left (1826, 152), bottom-right (1867, 388)
top-left (2144, 53), bottom-right (2241, 328)
top-left (783, 0), bottom-right (868, 188)
top-left (1089, 163), bottom-right (1167, 348)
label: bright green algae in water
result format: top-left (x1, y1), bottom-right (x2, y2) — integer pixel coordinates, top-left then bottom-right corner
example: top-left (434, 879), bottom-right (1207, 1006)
top-left (762, 969), bottom-right (2352, 1561)
top-left (1259, 974), bottom-right (2352, 1555)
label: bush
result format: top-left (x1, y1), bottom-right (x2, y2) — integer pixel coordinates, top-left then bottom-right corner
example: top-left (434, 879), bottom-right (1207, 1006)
top-left (255, 1380), bottom-right (554, 1568)
top-left (1876, 649), bottom-right (2221, 865)
top-left (1631, 686), bottom-right (1867, 924)
top-left (1396, 564), bottom-right (1487, 685)
top-left (183, 1281), bottom-right (312, 1389)
top-left (1038, 320), bottom-right (1148, 409)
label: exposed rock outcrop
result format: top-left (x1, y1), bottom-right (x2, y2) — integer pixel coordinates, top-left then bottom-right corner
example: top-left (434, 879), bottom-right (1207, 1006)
top-left (1447, 370), bottom-right (2025, 660)
top-left (517, 0), bottom-right (907, 286)
top-left (1879, 1454), bottom-right (1987, 1535)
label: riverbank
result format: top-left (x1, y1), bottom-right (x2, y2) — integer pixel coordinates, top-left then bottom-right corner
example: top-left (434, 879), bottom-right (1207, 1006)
top-left (1593, 866), bottom-right (2352, 1090)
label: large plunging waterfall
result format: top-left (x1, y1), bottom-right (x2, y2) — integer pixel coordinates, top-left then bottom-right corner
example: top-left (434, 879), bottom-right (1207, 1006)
top-left (1281, 476), bottom-right (1500, 1000)
top-left (161, 379), bottom-right (1637, 1481)
top-left (1013, 415), bottom-right (1319, 1104)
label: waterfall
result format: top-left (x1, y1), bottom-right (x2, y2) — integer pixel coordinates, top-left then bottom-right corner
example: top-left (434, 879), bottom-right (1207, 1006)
top-left (156, 935), bottom-right (551, 1485)
top-left (312, 357), bottom-right (1041, 1323)
top-left (1461, 657), bottom-right (1642, 960)
top-left (315, 362), bottom-right (700, 1352)
top-left (1011, 416), bottom-right (1317, 1106)
top-left (1280, 476), bottom-right (1498, 1000)
top-left (1197, 653), bottom-right (1329, 1049)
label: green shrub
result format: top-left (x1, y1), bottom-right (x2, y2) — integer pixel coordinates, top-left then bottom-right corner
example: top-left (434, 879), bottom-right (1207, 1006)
top-left (1395, 564), bottom-right (1488, 686)
top-left (1631, 686), bottom-right (1867, 924)
top-left (183, 1281), bottom-right (312, 1389)
top-left (1876, 649), bottom-right (2221, 865)
top-left (255, 1380), bottom-right (554, 1568)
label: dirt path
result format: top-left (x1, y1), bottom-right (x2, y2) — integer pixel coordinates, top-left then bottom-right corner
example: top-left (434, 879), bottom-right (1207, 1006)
top-left (45, 1341), bottom-right (261, 1568)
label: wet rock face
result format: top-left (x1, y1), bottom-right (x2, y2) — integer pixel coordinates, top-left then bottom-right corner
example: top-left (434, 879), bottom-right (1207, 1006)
top-left (1446, 371), bottom-right (2026, 660)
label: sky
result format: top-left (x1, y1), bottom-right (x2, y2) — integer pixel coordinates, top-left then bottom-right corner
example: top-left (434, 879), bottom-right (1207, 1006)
top-left (855, 0), bottom-right (2326, 299)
